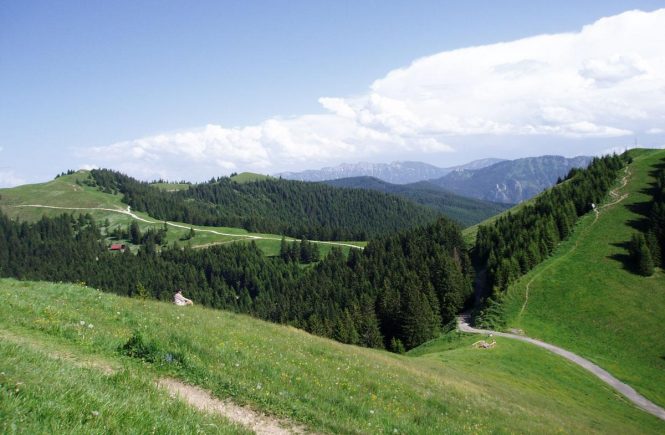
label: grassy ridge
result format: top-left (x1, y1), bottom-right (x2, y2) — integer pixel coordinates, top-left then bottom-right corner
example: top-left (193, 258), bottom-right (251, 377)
top-left (1, 279), bottom-right (662, 433)
top-left (0, 171), bottom-right (363, 257)
top-left (230, 172), bottom-right (273, 183)
top-left (500, 149), bottom-right (665, 407)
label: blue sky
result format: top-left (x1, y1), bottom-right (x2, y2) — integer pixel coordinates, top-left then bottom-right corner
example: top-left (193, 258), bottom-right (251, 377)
top-left (1, 1), bottom-right (664, 185)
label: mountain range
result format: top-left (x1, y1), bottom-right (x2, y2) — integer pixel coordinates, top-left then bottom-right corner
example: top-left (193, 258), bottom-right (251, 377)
top-left (277, 158), bottom-right (505, 184)
top-left (431, 155), bottom-right (593, 203)
top-left (283, 155), bottom-right (593, 204)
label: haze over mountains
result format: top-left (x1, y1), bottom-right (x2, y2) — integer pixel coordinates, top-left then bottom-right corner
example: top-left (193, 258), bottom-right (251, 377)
top-left (432, 155), bottom-right (593, 204)
top-left (283, 155), bottom-right (593, 204)
top-left (277, 158), bottom-right (505, 184)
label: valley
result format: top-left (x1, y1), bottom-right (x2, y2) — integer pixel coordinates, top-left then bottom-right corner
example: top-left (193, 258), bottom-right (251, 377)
top-left (1, 151), bottom-right (665, 433)
top-left (5, 4), bottom-right (665, 433)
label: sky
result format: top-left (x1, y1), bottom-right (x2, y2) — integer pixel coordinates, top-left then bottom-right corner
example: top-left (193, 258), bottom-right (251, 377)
top-left (1, 1), bottom-right (665, 186)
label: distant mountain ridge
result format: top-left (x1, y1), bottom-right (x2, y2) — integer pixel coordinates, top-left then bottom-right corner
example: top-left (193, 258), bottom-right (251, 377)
top-left (277, 159), bottom-right (505, 184)
top-left (323, 176), bottom-right (510, 227)
top-left (431, 155), bottom-right (593, 204)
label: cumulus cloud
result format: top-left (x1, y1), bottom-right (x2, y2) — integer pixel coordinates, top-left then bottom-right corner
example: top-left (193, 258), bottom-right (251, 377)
top-left (82, 8), bottom-right (665, 180)
top-left (0, 170), bottom-right (25, 188)
top-left (647, 128), bottom-right (664, 134)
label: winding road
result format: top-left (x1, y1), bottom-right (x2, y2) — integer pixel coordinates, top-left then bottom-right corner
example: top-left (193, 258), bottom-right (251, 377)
top-left (457, 314), bottom-right (665, 421)
top-left (10, 204), bottom-right (364, 250)
top-left (462, 167), bottom-right (665, 422)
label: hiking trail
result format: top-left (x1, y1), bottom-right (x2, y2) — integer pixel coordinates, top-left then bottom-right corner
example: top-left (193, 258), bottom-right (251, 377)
top-left (518, 167), bottom-right (630, 317)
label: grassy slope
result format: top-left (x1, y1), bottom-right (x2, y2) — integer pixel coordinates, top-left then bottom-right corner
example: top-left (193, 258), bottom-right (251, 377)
top-left (500, 148), bottom-right (665, 407)
top-left (0, 171), bottom-right (363, 256)
top-left (1, 279), bottom-right (662, 434)
top-left (0, 334), bottom-right (247, 434)
top-left (230, 172), bottom-right (272, 183)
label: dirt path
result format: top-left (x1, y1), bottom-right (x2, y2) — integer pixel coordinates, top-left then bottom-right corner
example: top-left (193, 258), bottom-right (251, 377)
top-left (457, 314), bottom-right (665, 421)
top-left (518, 167), bottom-right (631, 317)
top-left (467, 167), bottom-right (665, 421)
top-left (2, 328), bottom-right (309, 433)
top-left (11, 204), bottom-right (363, 250)
top-left (157, 378), bottom-right (310, 435)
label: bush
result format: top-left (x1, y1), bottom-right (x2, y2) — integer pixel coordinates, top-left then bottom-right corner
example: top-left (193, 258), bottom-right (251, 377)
top-left (119, 332), bottom-right (161, 362)
top-left (119, 332), bottom-right (190, 368)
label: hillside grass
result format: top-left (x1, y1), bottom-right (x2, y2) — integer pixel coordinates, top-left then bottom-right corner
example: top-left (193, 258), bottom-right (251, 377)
top-left (0, 172), bottom-right (362, 257)
top-left (500, 148), bottom-right (665, 407)
top-left (0, 279), bottom-right (663, 433)
top-left (0, 333), bottom-right (247, 434)
top-left (230, 172), bottom-right (272, 183)
top-left (150, 182), bottom-right (192, 191)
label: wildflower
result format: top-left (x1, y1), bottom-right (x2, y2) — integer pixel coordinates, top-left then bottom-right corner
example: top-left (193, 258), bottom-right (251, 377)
top-left (80, 320), bottom-right (86, 326)
top-left (91, 410), bottom-right (100, 417)
top-left (88, 324), bottom-right (94, 329)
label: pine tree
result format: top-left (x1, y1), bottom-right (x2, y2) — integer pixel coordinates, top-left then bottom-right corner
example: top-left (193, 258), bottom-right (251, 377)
top-left (129, 221), bottom-right (141, 245)
top-left (629, 233), bottom-right (654, 276)
top-left (299, 237), bottom-right (311, 263)
top-left (399, 283), bottom-right (439, 349)
top-left (279, 237), bottom-right (289, 262)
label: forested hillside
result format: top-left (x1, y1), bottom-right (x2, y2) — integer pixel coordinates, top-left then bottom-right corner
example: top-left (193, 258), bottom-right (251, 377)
top-left (89, 169), bottom-right (440, 240)
top-left (0, 211), bottom-right (470, 351)
top-left (474, 153), bottom-right (626, 301)
top-left (324, 176), bottom-right (510, 227)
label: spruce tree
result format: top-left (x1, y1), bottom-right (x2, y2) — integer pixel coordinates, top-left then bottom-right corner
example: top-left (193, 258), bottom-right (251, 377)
top-left (630, 233), bottom-right (654, 276)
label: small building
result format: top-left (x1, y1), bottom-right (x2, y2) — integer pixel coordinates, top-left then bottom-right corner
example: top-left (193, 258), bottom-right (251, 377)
top-left (109, 244), bottom-right (126, 252)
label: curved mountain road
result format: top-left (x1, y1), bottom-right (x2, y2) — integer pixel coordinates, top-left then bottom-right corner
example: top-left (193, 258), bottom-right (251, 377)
top-left (469, 167), bottom-right (665, 421)
top-left (458, 314), bottom-right (665, 421)
top-left (10, 204), bottom-right (363, 250)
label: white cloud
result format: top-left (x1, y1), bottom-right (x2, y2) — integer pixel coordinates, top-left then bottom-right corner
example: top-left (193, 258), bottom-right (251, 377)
top-left (0, 170), bottom-right (25, 188)
top-left (79, 163), bottom-right (99, 171)
top-left (81, 8), bottom-right (665, 180)
top-left (647, 128), bottom-right (664, 134)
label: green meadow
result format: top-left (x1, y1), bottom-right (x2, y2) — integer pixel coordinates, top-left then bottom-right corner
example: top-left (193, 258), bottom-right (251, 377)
top-left (1, 279), bottom-right (662, 434)
top-left (500, 149), bottom-right (665, 407)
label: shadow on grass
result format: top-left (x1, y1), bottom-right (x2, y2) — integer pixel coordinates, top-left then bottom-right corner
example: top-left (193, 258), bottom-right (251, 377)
top-left (623, 157), bottom-right (665, 233)
top-left (609, 241), bottom-right (636, 273)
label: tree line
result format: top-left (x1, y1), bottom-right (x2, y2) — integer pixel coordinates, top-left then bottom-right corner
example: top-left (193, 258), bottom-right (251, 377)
top-left (0, 211), bottom-right (471, 351)
top-left (629, 161), bottom-right (665, 275)
top-left (87, 169), bottom-right (441, 241)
